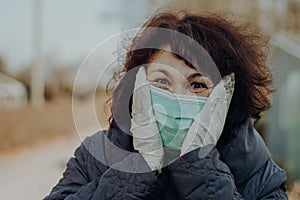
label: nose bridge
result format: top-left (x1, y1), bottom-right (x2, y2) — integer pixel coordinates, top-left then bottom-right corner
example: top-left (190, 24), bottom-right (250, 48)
top-left (173, 84), bottom-right (185, 95)
top-left (171, 71), bottom-right (190, 95)
top-left (169, 67), bottom-right (191, 95)
top-left (172, 79), bottom-right (191, 95)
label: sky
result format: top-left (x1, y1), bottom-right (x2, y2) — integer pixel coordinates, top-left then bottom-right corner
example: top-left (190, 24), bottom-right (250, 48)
top-left (0, 0), bottom-right (166, 74)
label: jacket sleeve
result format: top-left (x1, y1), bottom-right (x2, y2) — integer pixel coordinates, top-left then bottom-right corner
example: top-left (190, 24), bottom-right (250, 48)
top-left (44, 136), bottom-right (165, 200)
top-left (168, 145), bottom-right (287, 200)
top-left (90, 154), bottom-right (166, 200)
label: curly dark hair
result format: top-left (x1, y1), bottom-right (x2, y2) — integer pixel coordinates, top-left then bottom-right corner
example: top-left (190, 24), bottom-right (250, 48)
top-left (108, 11), bottom-right (273, 137)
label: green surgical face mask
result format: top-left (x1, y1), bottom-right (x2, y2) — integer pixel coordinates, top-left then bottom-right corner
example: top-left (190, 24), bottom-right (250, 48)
top-left (149, 84), bottom-right (207, 150)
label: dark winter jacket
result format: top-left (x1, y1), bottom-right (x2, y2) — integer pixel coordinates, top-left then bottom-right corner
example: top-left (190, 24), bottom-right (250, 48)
top-left (44, 118), bottom-right (287, 199)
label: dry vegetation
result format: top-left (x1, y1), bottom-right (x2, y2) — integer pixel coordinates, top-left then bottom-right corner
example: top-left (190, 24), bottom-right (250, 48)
top-left (0, 95), bottom-right (72, 151)
top-left (0, 90), bottom-right (110, 153)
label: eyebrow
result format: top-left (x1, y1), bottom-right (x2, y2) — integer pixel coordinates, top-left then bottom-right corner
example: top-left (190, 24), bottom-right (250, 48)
top-left (149, 69), bottom-right (170, 77)
top-left (187, 73), bottom-right (202, 81)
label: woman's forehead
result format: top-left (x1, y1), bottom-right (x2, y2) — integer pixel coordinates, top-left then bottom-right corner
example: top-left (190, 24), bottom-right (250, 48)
top-left (148, 46), bottom-right (199, 75)
top-left (148, 47), bottom-right (199, 76)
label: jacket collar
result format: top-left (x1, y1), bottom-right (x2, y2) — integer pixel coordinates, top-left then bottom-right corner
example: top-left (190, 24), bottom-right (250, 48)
top-left (106, 119), bottom-right (134, 152)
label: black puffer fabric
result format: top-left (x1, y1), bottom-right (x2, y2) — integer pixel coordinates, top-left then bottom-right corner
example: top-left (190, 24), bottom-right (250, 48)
top-left (44, 119), bottom-right (288, 199)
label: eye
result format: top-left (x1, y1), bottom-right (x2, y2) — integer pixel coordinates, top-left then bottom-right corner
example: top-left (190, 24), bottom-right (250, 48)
top-left (188, 82), bottom-right (208, 94)
top-left (149, 78), bottom-right (171, 90)
top-left (154, 78), bottom-right (170, 85)
top-left (190, 82), bottom-right (206, 89)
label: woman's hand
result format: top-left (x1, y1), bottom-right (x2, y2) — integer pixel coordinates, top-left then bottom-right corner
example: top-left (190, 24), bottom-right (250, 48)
top-left (180, 73), bottom-right (235, 156)
top-left (130, 67), bottom-right (164, 172)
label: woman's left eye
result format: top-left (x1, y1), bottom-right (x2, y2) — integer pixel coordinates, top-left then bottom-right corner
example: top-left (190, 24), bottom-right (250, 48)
top-left (190, 82), bottom-right (205, 89)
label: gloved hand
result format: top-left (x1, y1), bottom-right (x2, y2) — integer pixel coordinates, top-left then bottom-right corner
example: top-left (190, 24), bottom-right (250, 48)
top-left (180, 73), bottom-right (235, 156)
top-left (130, 67), bottom-right (164, 172)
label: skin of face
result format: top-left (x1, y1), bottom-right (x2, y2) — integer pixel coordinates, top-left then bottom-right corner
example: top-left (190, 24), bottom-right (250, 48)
top-left (146, 47), bottom-right (214, 97)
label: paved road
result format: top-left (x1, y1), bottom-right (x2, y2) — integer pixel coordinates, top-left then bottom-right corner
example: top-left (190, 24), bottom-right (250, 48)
top-left (0, 135), bottom-right (82, 200)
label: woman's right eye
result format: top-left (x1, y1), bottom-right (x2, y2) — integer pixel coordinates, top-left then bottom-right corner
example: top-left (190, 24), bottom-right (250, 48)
top-left (154, 78), bottom-right (170, 85)
top-left (149, 78), bottom-right (171, 90)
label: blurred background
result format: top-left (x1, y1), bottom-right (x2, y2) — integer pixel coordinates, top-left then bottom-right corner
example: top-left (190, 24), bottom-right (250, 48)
top-left (0, 0), bottom-right (300, 199)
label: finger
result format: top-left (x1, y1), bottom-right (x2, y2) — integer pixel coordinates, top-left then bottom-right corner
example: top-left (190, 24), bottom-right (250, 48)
top-left (130, 66), bottom-right (164, 171)
top-left (131, 67), bottom-right (154, 124)
top-left (196, 73), bottom-right (235, 130)
top-left (201, 73), bottom-right (235, 115)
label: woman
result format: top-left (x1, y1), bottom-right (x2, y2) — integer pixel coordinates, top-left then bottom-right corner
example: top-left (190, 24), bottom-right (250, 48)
top-left (44, 11), bottom-right (288, 199)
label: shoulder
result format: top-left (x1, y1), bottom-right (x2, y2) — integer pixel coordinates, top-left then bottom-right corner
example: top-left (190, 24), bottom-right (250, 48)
top-left (82, 130), bottom-right (108, 145)
top-left (257, 159), bottom-right (287, 197)
top-left (76, 130), bottom-right (108, 161)
top-left (218, 119), bottom-right (287, 198)
top-left (79, 129), bottom-right (135, 171)
top-left (76, 130), bottom-right (109, 159)
top-left (70, 130), bottom-right (109, 180)
top-left (218, 119), bottom-right (271, 186)
top-left (239, 158), bottom-right (287, 199)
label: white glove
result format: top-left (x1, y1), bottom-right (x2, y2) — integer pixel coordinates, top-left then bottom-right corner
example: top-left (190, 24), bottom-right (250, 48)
top-left (181, 73), bottom-right (235, 156)
top-left (130, 67), bottom-right (164, 172)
